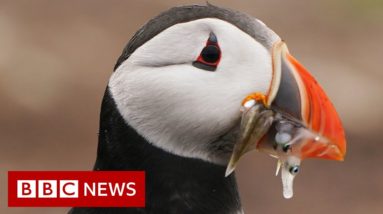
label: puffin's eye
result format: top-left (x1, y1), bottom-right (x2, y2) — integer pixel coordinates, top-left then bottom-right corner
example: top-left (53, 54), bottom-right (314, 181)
top-left (193, 33), bottom-right (221, 71)
top-left (201, 45), bottom-right (220, 63)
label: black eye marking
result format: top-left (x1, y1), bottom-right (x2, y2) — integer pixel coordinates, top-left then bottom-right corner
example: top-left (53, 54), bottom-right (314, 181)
top-left (193, 32), bottom-right (221, 71)
top-left (208, 32), bottom-right (218, 43)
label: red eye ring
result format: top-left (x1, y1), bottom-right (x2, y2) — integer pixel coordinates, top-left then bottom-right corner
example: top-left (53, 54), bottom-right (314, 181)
top-left (193, 33), bottom-right (221, 71)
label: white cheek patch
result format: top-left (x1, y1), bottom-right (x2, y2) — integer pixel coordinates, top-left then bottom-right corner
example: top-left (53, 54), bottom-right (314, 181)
top-left (109, 18), bottom-right (275, 164)
top-left (130, 22), bottom-right (209, 67)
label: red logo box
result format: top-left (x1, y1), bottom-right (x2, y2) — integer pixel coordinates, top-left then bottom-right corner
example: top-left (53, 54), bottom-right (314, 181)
top-left (8, 171), bottom-right (145, 207)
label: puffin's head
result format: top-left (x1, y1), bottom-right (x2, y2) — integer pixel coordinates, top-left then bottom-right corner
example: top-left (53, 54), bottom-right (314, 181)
top-left (108, 5), bottom-right (345, 166)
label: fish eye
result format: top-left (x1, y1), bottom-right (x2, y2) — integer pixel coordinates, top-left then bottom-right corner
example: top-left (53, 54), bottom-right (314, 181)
top-left (289, 166), bottom-right (300, 175)
top-left (282, 144), bottom-right (291, 152)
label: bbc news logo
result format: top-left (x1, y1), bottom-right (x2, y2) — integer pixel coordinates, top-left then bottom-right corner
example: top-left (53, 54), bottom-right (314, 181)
top-left (17, 180), bottom-right (79, 198)
top-left (8, 171), bottom-right (145, 207)
top-left (16, 180), bottom-right (136, 198)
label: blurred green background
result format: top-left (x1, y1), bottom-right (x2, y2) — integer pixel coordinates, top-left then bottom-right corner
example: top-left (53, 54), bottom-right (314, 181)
top-left (1, 0), bottom-right (382, 213)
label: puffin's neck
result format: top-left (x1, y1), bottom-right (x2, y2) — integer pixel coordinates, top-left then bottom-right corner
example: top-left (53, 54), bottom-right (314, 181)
top-left (92, 88), bottom-right (242, 214)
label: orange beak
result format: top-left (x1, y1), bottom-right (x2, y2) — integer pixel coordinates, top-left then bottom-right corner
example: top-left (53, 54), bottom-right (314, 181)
top-left (268, 42), bottom-right (346, 161)
top-left (226, 42), bottom-right (347, 177)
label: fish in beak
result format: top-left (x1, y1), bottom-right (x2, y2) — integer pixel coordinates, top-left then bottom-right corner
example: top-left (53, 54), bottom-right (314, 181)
top-left (226, 41), bottom-right (347, 198)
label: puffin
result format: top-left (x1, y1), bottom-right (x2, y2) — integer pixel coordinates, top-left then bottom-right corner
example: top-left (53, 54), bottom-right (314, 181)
top-left (70, 4), bottom-right (346, 214)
